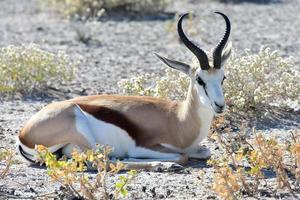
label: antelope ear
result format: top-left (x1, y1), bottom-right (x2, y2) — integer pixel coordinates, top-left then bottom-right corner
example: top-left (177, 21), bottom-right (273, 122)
top-left (154, 53), bottom-right (191, 75)
top-left (221, 41), bottom-right (232, 66)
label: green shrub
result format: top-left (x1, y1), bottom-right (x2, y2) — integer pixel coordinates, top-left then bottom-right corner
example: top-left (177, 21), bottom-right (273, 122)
top-left (0, 44), bottom-right (75, 93)
top-left (118, 47), bottom-right (300, 112)
top-left (45, 0), bottom-right (169, 19)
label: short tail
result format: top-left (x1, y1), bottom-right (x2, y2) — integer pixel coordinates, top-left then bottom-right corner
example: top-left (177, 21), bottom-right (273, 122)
top-left (16, 137), bottom-right (65, 163)
top-left (16, 137), bottom-right (38, 163)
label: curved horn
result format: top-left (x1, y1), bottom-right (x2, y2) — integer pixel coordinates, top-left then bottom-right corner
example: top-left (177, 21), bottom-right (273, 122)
top-left (178, 13), bottom-right (210, 70)
top-left (213, 12), bottom-right (231, 69)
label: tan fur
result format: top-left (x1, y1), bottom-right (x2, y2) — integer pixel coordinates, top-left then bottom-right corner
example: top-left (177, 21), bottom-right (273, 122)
top-left (19, 81), bottom-right (202, 152)
top-left (19, 102), bottom-right (90, 149)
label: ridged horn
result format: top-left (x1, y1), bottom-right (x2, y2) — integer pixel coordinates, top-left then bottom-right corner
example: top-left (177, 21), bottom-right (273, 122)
top-left (213, 12), bottom-right (231, 69)
top-left (177, 13), bottom-right (210, 70)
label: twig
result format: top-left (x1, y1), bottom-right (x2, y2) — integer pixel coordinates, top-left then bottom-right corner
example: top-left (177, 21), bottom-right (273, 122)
top-left (0, 191), bottom-right (57, 199)
top-left (0, 157), bottom-right (13, 179)
top-left (290, 131), bottom-right (298, 143)
top-left (102, 148), bottom-right (110, 200)
top-left (68, 184), bottom-right (83, 199)
top-left (237, 131), bottom-right (255, 151)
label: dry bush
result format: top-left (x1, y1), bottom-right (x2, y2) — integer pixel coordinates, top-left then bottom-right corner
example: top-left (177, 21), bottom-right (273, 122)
top-left (0, 148), bottom-right (14, 179)
top-left (208, 127), bottom-right (300, 199)
top-left (0, 44), bottom-right (75, 94)
top-left (44, 0), bottom-right (169, 19)
top-left (36, 145), bottom-right (137, 200)
top-left (118, 47), bottom-right (300, 112)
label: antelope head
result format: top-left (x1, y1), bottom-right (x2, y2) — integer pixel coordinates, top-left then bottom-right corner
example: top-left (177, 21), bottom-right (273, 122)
top-left (155, 12), bottom-right (232, 114)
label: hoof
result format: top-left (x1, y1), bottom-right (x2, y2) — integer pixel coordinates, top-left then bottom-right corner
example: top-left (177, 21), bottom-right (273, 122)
top-left (188, 147), bottom-right (211, 160)
top-left (177, 154), bottom-right (189, 165)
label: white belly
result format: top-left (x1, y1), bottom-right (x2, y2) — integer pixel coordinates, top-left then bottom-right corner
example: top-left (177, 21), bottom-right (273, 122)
top-left (74, 107), bottom-right (136, 157)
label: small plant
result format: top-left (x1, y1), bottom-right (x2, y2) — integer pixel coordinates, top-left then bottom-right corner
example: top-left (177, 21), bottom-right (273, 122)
top-left (36, 145), bottom-right (137, 200)
top-left (44, 0), bottom-right (169, 19)
top-left (0, 44), bottom-right (75, 93)
top-left (287, 131), bottom-right (300, 184)
top-left (210, 162), bottom-right (241, 200)
top-left (118, 47), bottom-right (300, 112)
top-left (0, 147), bottom-right (14, 179)
top-left (208, 127), bottom-right (300, 199)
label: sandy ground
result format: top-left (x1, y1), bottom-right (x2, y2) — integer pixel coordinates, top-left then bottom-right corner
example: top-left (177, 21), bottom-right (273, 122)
top-left (0, 0), bottom-right (299, 199)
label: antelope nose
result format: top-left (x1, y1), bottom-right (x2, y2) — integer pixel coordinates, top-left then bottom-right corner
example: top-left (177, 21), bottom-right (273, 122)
top-left (215, 102), bottom-right (225, 110)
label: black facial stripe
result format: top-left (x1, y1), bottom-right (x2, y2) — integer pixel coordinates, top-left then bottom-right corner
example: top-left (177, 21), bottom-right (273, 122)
top-left (196, 75), bottom-right (209, 97)
top-left (204, 88), bottom-right (214, 108)
top-left (222, 76), bottom-right (226, 85)
top-left (204, 87), bottom-right (208, 96)
top-left (196, 75), bottom-right (206, 87)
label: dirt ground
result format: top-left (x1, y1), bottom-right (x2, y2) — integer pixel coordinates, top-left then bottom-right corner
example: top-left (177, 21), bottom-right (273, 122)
top-left (0, 0), bottom-right (299, 199)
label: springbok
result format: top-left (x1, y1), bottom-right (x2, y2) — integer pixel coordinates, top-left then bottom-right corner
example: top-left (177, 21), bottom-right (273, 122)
top-left (17, 12), bottom-right (232, 165)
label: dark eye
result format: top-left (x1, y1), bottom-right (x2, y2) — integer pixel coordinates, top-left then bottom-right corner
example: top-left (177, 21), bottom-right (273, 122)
top-left (196, 76), bottom-right (206, 87)
top-left (221, 76), bottom-right (226, 85)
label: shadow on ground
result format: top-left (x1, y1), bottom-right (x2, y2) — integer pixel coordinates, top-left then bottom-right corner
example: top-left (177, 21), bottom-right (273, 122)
top-left (228, 108), bottom-right (299, 131)
top-left (99, 11), bottom-right (176, 22)
top-left (215, 0), bottom-right (282, 4)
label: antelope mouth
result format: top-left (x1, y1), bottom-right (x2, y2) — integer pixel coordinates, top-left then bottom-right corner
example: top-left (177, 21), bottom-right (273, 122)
top-left (212, 105), bottom-right (226, 115)
top-left (214, 109), bottom-right (225, 114)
